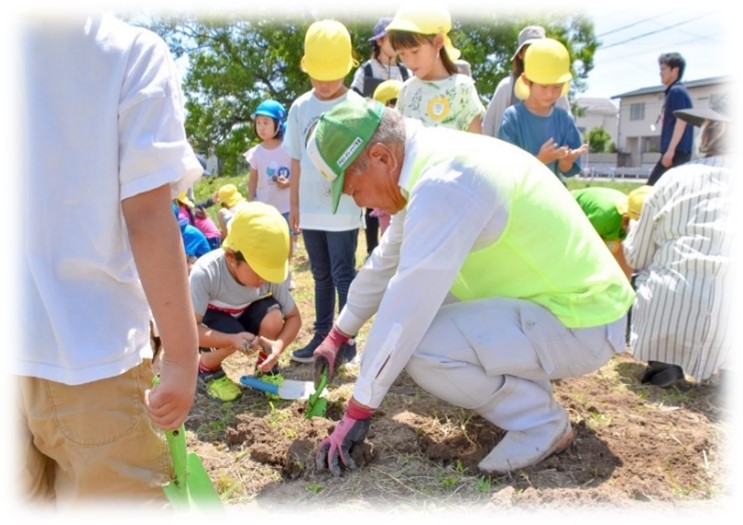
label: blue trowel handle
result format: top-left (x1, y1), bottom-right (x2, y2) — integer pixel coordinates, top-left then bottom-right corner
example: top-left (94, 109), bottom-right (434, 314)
top-left (239, 375), bottom-right (279, 394)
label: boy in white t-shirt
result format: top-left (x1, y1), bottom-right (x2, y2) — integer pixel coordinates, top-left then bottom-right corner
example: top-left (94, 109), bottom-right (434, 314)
top-left (284, 20), bottom-right (364, 364)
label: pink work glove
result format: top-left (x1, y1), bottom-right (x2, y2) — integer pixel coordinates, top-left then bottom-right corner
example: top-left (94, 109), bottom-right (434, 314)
top-left (315, 400), bottom-right (373, 476)
top-left (313, 326), bottom-right (351, 386)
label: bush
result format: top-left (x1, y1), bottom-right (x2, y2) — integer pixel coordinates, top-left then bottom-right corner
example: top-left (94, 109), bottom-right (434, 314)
top-left (587, 127), bottom-right (612, 153)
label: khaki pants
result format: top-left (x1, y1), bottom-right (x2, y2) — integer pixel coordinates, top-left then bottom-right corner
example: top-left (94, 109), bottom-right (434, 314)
top-left (15, 361), bottom-right (170, 509)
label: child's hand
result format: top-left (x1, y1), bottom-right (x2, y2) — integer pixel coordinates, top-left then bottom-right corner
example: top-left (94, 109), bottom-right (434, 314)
top-left (275, 175), bottom-right (290, 189)
top-left (254, 335), bottom-right (283, 373)
top-left (229, 332), bottom-right (258, 354)
top-left (558, 143), bottom-right (588, 174)
top-left (537, 138), bottom-right (569, 164)
top-left (145, 355), bottom-right (198, 430)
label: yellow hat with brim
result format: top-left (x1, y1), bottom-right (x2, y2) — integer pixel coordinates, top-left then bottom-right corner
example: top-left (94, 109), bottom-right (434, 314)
top-left (620, 185), bottom-right (652, 221)
top-left (222, 202), bottom-right (290, 283)
top-left (301, 20), bottom-right (358, 81)
top-left (177, 191), bottom-right (195, 208)
top-left (373, 79), bottom-right (403, 105)
top-left (217, 184), bottom-right (246, 209)
top-left (514, 38), bottom-right (572, 100)
top-left (386, 3), bottom-right (461, 61)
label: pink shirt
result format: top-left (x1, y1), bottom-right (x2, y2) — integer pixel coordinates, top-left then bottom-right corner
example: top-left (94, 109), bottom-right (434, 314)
top-left (194, 215), bottom-right (221, 240)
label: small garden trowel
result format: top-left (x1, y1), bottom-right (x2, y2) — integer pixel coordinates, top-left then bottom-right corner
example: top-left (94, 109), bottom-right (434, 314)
top-left (163, 424), bottom-right (223, 512)
top-left (305, 368), bottom-right (328, 419)
top-left (239, 375), bottom-right (327, 401)
top-left (152, 376), bottom-right (222, 511)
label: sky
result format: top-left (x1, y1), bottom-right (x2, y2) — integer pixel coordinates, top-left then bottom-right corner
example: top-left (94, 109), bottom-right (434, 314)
top-left (6, 0), bottom-right (731, 101)
top-left (2, 1), bottom-right (740, 520)
top-left (581, 3), bottom-right (730, 101)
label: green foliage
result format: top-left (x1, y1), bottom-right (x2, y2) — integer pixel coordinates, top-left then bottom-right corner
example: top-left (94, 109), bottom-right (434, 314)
top-left (143, 10), bottom-right (597, 176)
top-left (587, 127), bottom-right (613, 153)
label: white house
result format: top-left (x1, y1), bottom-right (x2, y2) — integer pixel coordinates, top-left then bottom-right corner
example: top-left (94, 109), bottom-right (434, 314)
top-left (612, 76), bottom-right (730, 168)
top-left (574, 97), bottom-right (619, 147)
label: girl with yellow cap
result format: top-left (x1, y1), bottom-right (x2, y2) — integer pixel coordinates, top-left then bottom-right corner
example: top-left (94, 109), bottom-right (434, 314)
top-left (386, 3), bottom-right (484, 133)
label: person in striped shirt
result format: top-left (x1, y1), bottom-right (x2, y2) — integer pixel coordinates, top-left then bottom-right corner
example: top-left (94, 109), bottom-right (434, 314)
top-left (623, 97), bottom-right (731, 388)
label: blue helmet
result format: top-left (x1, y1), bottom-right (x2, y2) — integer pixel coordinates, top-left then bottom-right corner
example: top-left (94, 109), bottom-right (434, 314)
top-left (251, 99), bottom-right (287, 122)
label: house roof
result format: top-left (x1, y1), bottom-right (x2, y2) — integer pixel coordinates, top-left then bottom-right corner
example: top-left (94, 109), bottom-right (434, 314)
top-left (610, 76), bottom-right (731, 99)
top-left (576, 97), bottom-right (618, 114)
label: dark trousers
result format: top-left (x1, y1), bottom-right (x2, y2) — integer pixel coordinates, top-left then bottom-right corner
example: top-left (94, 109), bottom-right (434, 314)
top-left (302, 228), bottom-right (358, 334)
top-left (364, 207), bottom-right (379, 256)
top-left (646, 151), bottom-right (691, 186)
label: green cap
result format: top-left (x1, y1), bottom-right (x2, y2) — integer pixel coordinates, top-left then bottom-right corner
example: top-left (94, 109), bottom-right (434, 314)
top-left (306, 99), bottom-right (385, 213)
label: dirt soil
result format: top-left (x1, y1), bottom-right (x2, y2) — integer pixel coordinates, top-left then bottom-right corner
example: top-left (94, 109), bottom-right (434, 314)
top-left (180, 349), bottom-right (730, 517)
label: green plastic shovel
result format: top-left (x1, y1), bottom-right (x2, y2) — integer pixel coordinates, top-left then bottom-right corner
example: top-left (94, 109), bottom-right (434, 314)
top-left (153, 376), bottom-right (222, 512)
top-left (162, 424), bottom-right (223, 512)
top-left (305, 368), bottom-right (328, 419)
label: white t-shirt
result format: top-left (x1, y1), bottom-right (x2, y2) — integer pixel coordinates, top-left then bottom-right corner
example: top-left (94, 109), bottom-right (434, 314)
top-left (283, 89), bottom-right (364, 231)
top-left (18, 15), bottom-right (202, 384)
top-left (244, 142), bottom-right (292, 215)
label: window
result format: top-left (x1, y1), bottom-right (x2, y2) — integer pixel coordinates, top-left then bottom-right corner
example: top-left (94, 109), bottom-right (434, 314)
top-left (630, 103), bottom-right (645, 121)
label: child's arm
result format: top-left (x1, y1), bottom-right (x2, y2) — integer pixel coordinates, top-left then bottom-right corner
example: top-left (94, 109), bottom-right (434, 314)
top-left (217, 208), bottom-right (229, 239)
top-left (123, 183), bottom-right (198, 430)
top-left (467, 115), bottom-right (483, 134)
top-left (289, 158), bottom-right (301, 234)
top-left (248, 167), bottom-right (258, 201)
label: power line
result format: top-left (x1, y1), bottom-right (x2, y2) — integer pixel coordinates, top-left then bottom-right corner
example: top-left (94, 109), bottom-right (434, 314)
top-left (600, 14), bottom-right (713, 50)
top-left (597, 11), bottom-right (673, 38)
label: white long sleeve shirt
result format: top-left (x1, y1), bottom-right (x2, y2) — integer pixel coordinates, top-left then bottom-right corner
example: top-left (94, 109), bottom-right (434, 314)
top-left (337, 120), bottom-right (510, 407)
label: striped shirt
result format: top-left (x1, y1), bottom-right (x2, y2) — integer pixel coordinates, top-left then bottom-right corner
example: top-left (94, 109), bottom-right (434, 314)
top-left (623, 155), bottom-right (732, 381)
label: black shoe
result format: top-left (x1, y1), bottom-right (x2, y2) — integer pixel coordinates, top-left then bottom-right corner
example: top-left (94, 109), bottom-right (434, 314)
top-left (642, 361), bottom-right (684, 387)
top-left (291, 332), bottom-right (327, 363)
top-left (640, 361), bottom-right (670, 383)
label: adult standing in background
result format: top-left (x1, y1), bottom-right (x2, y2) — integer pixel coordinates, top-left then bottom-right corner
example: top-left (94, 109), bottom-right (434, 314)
top-left (17, 14), bottom-right (201, 505)
top-left (482, 25), bottom-right (571, 138)
top-left (646, 52), bottom-right (693, 186)
top-left (624, 98), bottom-right (731, 387)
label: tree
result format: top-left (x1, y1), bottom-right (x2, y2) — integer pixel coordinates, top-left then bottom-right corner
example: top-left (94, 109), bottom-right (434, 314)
top-left (587, 127), bottom-right (613, 153)
top-left (142, 9), bottom-right (598, 176)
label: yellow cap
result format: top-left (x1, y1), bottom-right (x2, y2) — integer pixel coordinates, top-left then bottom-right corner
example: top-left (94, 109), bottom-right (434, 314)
top-left (623, 185), bottom-right (652, 220)
top-left (386, 3), bottom-right (461, 60)
top-left (514, 38), bottom-right (572, 100)
top-left (301, 20), bottom-right (358, 81)
top-left (176, 191), bottom-right (194, 208)
top-left (373, 79), bottom-right (403, 105)
top-left (222, 202), bottom-right (290, 283)
top-left (217, 184), bottom-right (246, 209)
